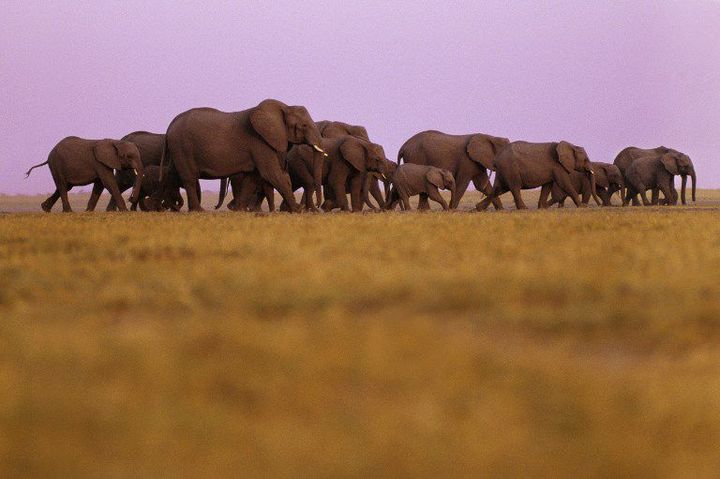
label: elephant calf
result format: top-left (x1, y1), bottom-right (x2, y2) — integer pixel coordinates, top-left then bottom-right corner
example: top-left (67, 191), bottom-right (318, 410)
top-left (386, 164), bottom-right (456, 211)
top-left (548, 162), bottom-right (624, 207)
top-left (25, 136), bottom-right (144, 212)
top-left (623, 153), bottom-right (691, 206)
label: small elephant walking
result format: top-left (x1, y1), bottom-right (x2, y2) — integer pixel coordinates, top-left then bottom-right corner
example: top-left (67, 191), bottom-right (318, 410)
top-left (623, 154), bottom-right (692, 206)
top-left (25, 136), bottom-right (144, 212)
top-left (548, 162), bottom-right (624, 207)
top-left (385, 164), bottom-right (456, 211)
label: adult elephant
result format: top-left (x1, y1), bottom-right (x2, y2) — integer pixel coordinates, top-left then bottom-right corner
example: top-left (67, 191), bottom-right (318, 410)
top-left (397, 130), bottom-right (510, 210)
top-left (106, 131), bottom-right (165, 211)
top-left (623, 153), bottom-right (692, 206)
top-left (163, 99), bottom-right (324, 211)
top-left (25, 137), bottom-right (144, 212)
top-left (476, 141), bottom-right (600, 211)
top-left (317, 120), bottom-right (387, 209)
top-left (312, 135), bottom-right (391, 212)
top-left (614, 146), bottom-right (696, 205)
top-left (548, 162), bottom-right (624, 207)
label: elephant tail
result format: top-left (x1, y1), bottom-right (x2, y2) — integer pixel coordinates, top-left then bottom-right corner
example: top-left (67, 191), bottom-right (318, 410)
top-left (215, 177), bottom-right (229, 209)
top-left (25, 159), bottom-right (49, 178)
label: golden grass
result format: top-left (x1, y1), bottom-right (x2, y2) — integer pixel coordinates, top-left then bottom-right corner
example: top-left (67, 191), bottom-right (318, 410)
top-left (1, 190), bottom-right (720, 477)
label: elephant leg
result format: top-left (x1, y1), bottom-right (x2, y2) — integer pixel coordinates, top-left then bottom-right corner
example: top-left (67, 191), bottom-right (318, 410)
top-left (48, 166), bottom-right (73, 212)
top-left (42, 190), bottom-right (61, 212)
top-left (329, 172), bottom-right (350, 211)
top-left (86, 180), bottom-right (104, 211)
top-left (510, 186), bottom-right (527, 210)
top-left (263, 184), bottom-right (275, 212)
top-left (254, 150), bottom-right (299, 212)
top-left (472, 172), bottom-right (503, 210)
top-left (537, 183), bottom-right (552, 209)
top-left (98, 169), bottom-right (128, 211)
top-left (181, 178), bottom-right (203, 211)
top-left (369, 178), bottom-right (384, 209)
top-left (658, 181), bottom-right (674, 206)
top-left (450, 175), bottom-right (471, 209)
top-left (476, 179), bottom-right (507, 211)
top-left (651, 188), bottom-right (660, 205)
top-left (349, 175), bottom-right (364, 212)
top-left (552, 171), bottom-right (582, 208)
top-left (399, 191), bottom-right (412, 211)
top-left (417, 193), bottom-right (430, 210)
top-left (427, 186), bottom-right (449, 210)
top-left (638, 186), bottom-right (651, 206)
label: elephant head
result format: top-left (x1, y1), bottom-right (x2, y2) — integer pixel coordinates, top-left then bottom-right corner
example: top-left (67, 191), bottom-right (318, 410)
top-left (250, 99), bottom-right (325, 155)
top-left (340, 137), bottom-right (389, 176)
top-left (590, 163), bottom-right (625, 203)
top-left (317, 121), bottom-right (370, 141)
top-left (660, 152), bottom-right (696, 204)
top-left (466, 134), bottom-right (510, 171)
top-left (93, 140), bottom-right (144, 204)
top-left (427, 168), bottom-right (456, 196)
top-left (557, 141), bottom-right (601, 206)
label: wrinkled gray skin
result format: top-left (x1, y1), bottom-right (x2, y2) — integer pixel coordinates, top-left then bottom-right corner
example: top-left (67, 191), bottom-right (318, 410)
top-left (25, 136), bottom-right (144, 212)
top-left (385, 164), bottom-right (456, 211)
top-left (623, 153), bottom-right (693, 206)
top-left (397, 130), bottom-right (509, 209)
top-left (614, 146), bottom-right (696, 205)
top-left (107, 131), bottom-right (165, 211)
top-left (162, 99), bottom-right (323, 212)
top-left (312, 136), bottom-right (391, 212)
top-left (476, 141), bottom-right (600, 210)
top-left (548, 162), bottom-right (624, 207)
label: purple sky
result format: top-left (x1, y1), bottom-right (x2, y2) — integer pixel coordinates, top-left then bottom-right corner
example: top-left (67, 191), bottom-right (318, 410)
top-left (2, 0), bottom-right (719, 194)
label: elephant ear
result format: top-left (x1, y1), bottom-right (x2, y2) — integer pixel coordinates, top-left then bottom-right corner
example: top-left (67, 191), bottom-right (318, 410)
top-left (339, 138), bottom-right (367, 172)
top-left (250, 106), bottom-right (288, 152)
top-left (466, 135), bottom-right (497, 171)
top-left (426, 169), bottom-right (444, 189)
top-left (661, 153), bottom-right (679, 175)
top-left (593, 164), bottom-right (610, 188)
top-left (556, 141), bottom-right (576, 174)
top-left (94, 140), bottom-right (121, 170)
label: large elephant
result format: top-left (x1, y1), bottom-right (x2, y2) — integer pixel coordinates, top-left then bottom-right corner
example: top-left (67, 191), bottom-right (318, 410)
top-left (317, 120), bottom-right (387, 209)
top-left (385, 164), bottom-right (456, 211)
top-left (623, 153), bottom-right (692, 206)
top-left (397, 130), bottom-right (510, 209)
top-left (312, 135), bottom-right (391, 212)
top-left (614, 146), bottom-right (696, 205)
top-left (25, 136), bottom-right (144, 212)
top-left (106, 131), bottom-right (165, 211)
top-left (476, 141), bottom-right (600, 211)
top-left (163, 99), bottom-right (324, 211)
top-left (548, 162), bottom-right (624, 207)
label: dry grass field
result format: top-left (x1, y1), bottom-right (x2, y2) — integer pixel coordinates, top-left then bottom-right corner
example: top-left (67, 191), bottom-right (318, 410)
top-left (1, 189), bottom-right (720, 477)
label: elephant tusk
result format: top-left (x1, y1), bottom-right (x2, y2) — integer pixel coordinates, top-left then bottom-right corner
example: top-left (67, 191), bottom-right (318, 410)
top-left (133, 169), bottom-right (138, 176)
top-left (313, 144), bottom-right (328, 157)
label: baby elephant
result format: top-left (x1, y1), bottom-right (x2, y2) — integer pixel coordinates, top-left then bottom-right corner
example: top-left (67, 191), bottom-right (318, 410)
top-left (386, 164), bottom-right (455, 211)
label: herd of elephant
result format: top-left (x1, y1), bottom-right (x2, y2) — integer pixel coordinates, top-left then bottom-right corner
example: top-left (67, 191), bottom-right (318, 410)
top-left (25, 98), bottom-right (697, 213)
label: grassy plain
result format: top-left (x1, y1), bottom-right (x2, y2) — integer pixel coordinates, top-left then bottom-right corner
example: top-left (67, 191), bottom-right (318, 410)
top-left (1, 190), bottom-right (720, 477)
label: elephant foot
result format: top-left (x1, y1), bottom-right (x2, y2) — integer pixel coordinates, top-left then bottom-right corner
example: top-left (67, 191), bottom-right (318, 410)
top-left (62, 208), bottom-right (73, 213)
top-left (41, 202), bottom-right (52, 212)
top-left (577, 203), bottom-right (587, 208)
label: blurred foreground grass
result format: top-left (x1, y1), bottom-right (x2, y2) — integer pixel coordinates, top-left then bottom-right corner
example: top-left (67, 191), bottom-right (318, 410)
top-left (1, 191), bottom-right (720, 477)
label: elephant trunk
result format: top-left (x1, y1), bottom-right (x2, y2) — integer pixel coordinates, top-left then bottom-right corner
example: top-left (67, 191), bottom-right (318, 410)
top-left (129, 161), bottom-right (144, 205)
top-left (588, 170), bottom-right (601, 206)
top-left (313, 152), bottom-right (324, 207)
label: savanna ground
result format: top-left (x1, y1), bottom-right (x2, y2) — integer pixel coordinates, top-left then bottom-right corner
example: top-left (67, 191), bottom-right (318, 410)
top-left (1, 189), bottom-right (720, 478)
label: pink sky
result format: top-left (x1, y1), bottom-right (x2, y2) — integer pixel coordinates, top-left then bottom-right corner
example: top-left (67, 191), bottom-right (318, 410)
top-left (2, 0), bottom-right (719, 194)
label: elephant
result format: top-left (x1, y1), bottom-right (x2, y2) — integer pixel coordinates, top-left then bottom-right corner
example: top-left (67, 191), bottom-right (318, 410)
top-left (106, 131), bottom-right (165, 211)
top-left (476, 141), bottom-right (600, 211)
top-left (622, 153), bottom-right (692, 206)
top-left (548, 162), bottom-right (624, 207)
top-left (397, 130), bottom-right (510, 209)
top-left (385, 164), bottom-right (456, 211)
top-left (132, 165), bottom-right (186, 211)
top-left (300, 135), bottom-right (390, 212)
top-left (25, 136), bottom-right (144, 212)
top-left (317, 120), bottom-right (388, 209)
top-left (614, 146), bottom-right (696, 205)
top-left (162, 99), bottom-right (324, 212)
